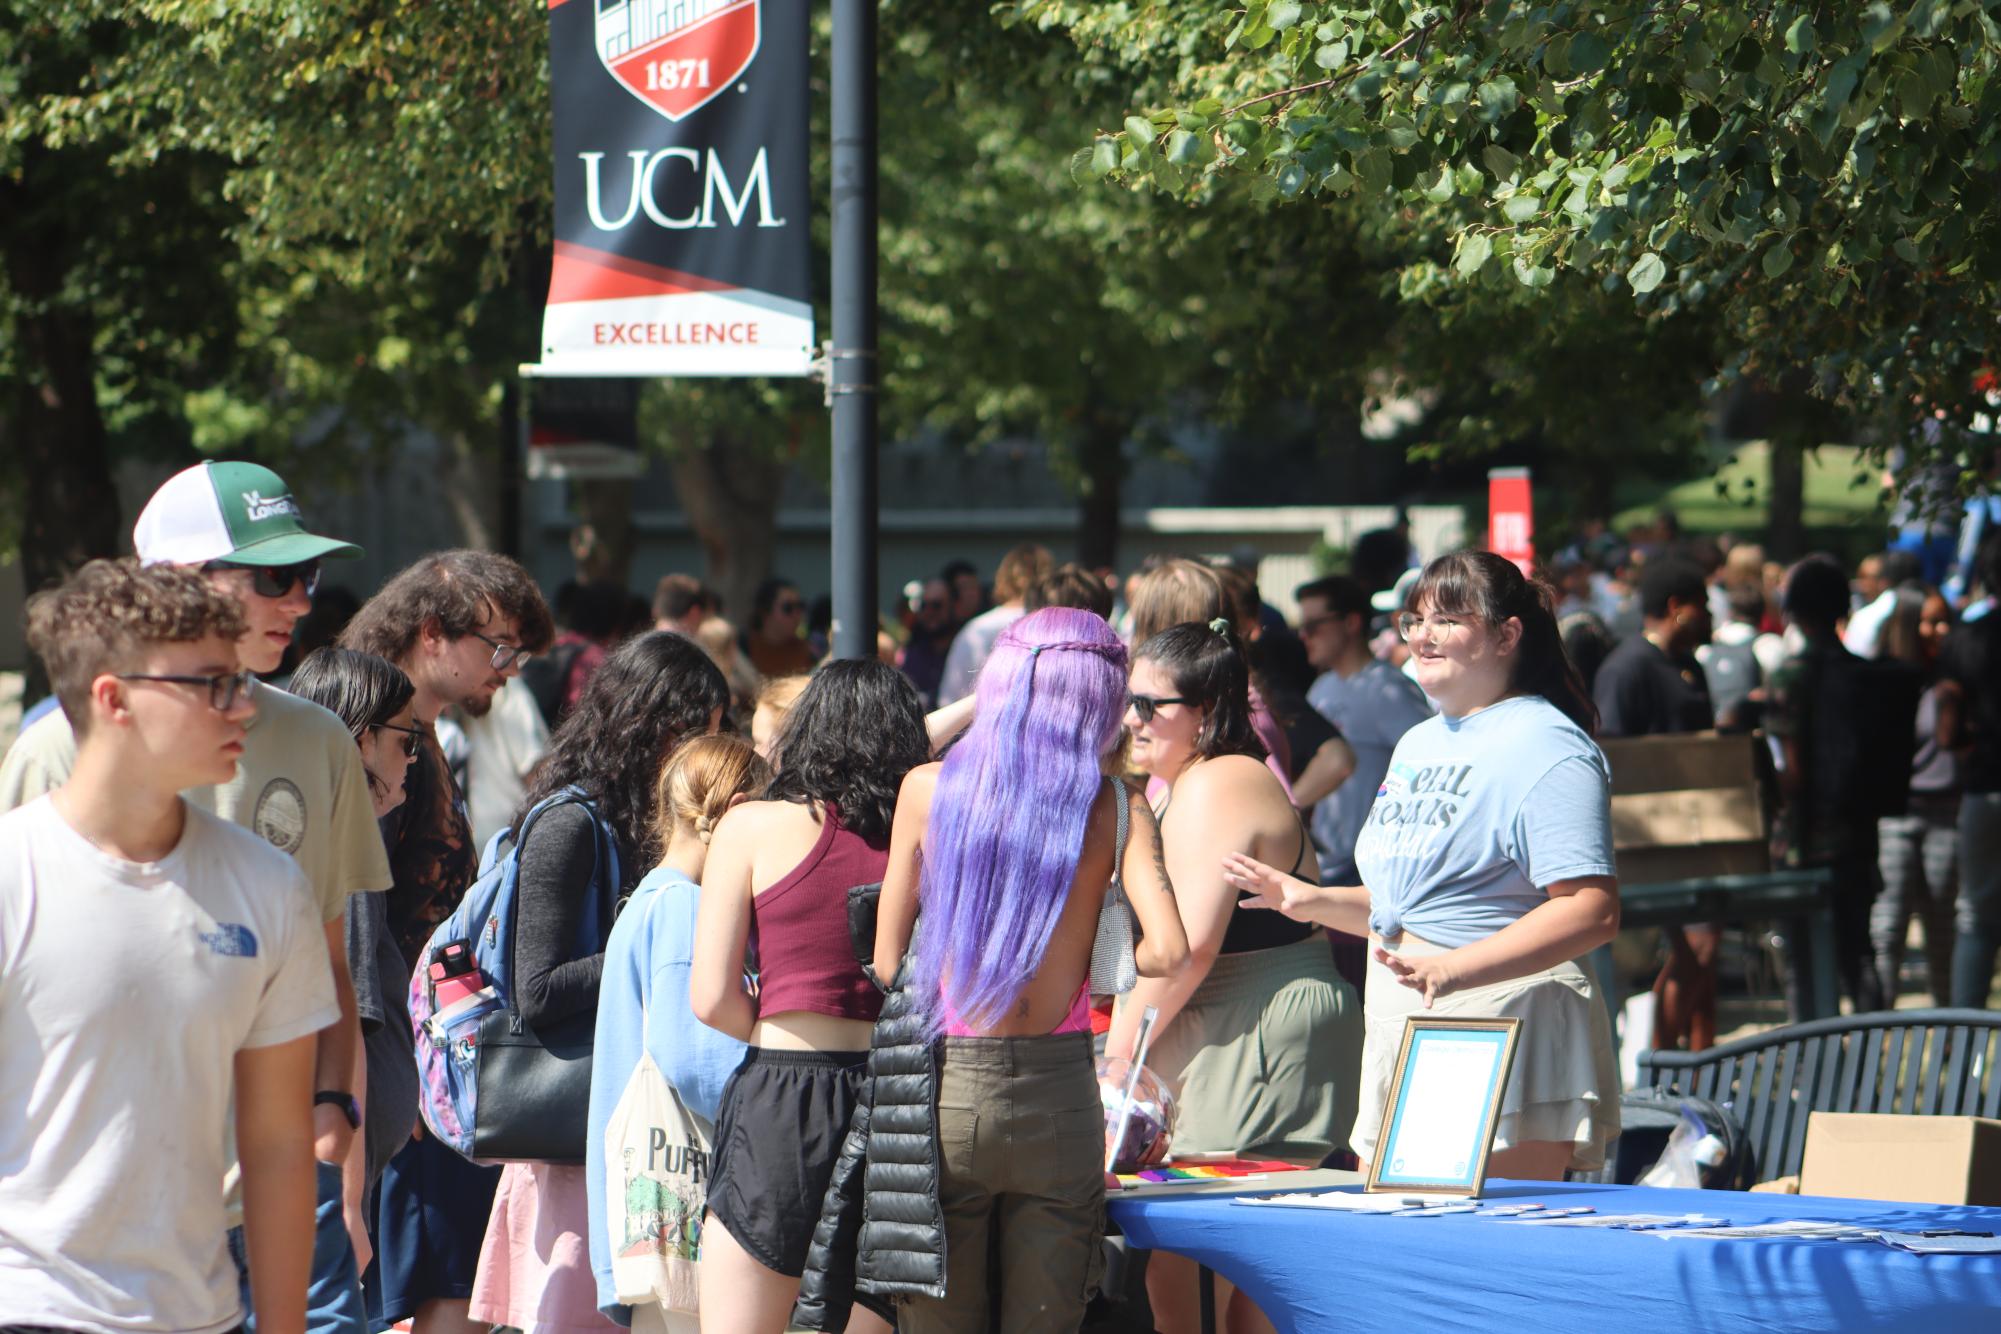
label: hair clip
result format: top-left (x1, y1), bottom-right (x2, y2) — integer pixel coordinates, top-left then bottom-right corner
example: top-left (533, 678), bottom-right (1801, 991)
top-left (1207, 617), bottom-right (1231, 636)
top-left (1030, 645), bottom-right (1045, 658)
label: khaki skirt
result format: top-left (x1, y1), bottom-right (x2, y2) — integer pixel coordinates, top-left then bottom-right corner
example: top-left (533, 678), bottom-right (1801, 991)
top-left (1350, 931), bottom-right (1621, 1172)
top-left (1135, 933), bottom-right (1362, 1162)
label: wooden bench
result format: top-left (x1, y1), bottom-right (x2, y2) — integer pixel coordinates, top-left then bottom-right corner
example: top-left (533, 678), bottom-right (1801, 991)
top-left (1635, 1008), bottom-right (2001, 1185)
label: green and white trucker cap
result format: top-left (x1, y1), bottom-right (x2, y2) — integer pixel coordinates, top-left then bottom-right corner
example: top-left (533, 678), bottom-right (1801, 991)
top-left (134, 461), bottom-right (362, 567)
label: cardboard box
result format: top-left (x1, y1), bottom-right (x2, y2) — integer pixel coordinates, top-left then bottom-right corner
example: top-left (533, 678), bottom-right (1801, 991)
top-left (1799, 1112), bottom-right (2001, 1206)
top-left (1598, 732), bottom-right (1771, 884)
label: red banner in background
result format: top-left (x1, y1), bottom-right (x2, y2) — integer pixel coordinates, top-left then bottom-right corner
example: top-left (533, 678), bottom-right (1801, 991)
top-left (1488, 467), bottom-right (1534, 574)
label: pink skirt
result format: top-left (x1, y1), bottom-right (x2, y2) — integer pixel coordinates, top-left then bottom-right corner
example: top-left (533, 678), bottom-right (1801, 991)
top-left (469, 1161), bottom-right (617, 1333)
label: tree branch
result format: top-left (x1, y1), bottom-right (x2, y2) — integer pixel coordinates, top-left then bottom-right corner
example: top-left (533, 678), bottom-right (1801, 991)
top-left (1220, 19), bottom-right (1444, 119)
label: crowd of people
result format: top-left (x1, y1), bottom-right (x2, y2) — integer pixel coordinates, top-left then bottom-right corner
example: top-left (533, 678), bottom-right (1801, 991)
top-left (3, 458), bottom-right (1998, 1334)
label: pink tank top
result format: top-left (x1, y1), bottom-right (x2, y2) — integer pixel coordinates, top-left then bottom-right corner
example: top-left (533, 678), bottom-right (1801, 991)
top-left (751, 806), bottom-right (887, 1023)
top-left (940, 982), bottom-right (1092, 1038)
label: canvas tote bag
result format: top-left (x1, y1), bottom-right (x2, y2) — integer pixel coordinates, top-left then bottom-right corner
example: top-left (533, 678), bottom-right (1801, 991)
top-left (603, 1037), bottom-right (712, 1314)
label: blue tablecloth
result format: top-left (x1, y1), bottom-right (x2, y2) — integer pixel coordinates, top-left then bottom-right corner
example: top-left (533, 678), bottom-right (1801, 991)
top-left (1108, 1178), bottom-right (2001, 1333)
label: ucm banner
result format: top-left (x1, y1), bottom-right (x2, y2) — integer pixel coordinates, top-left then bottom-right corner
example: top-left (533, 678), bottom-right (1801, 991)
top-left (537, 0), bottom-right (813, 377)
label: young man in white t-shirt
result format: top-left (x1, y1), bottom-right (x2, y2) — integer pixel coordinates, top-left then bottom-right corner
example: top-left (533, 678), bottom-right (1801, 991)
top-left (0, 462), bottom-right (391, 1321)
top-left (0, 560), bottom-right (336, 1334)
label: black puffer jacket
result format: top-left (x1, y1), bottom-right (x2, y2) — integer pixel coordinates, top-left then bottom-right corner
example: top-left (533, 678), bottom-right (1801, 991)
top-left (793, 898), bottom-right (947, 1329)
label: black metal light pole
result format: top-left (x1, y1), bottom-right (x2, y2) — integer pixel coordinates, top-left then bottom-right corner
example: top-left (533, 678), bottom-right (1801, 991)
top-left (829, 0), bottom-right (878, 660)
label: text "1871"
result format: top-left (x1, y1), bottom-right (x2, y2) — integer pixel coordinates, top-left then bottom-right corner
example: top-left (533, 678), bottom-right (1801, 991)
top-left (646, 59), bottom-right (711, 91)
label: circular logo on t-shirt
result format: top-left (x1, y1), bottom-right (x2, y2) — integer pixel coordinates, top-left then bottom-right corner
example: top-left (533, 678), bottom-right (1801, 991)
top-left (252, 778), bottom-right (307, 855)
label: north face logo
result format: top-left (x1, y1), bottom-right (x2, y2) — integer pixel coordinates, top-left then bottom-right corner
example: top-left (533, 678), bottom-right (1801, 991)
top-left (198, 923), bottom-right (260, 958)
top-left (242, 491), bottom-right (302, 522)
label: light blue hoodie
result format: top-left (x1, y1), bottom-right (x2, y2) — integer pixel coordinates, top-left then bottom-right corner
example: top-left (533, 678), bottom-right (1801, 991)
top-left (587, 866), bottom-right (748, 1323)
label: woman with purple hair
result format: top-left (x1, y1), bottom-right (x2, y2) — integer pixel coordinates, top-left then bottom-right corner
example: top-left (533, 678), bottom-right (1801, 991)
top-left (871, 607), bottom-right (1188, 1332)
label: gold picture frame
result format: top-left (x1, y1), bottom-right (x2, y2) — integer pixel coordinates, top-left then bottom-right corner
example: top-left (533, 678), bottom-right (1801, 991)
top-left (1365, 1015), bottom-right (1522, 1197)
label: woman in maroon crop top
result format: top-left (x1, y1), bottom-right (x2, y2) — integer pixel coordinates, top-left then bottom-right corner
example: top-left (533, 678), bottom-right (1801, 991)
top-left (691, 660), bottom-right (931, 1334)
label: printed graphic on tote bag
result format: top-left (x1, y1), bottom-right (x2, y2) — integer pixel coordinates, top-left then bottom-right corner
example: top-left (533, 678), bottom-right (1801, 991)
top-left (596, 0), bottom-right (761, 122)
top-left (606, 1049), bottom-right (710, 1310)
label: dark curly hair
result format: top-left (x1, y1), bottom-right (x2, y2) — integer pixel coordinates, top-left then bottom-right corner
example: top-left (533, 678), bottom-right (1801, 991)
top-left (340, 549), bottom-right (555, 663)
top-left (516, 631), bottom-right (729, 876)
top-left (1134, 620), bottom-right (1269, 764)
top-left (765, 658), bottom-right (929, 847)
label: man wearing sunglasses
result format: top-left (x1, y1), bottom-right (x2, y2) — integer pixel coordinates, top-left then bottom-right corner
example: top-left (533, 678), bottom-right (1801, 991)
top-left (0, 460), bottom-right (394, 1334)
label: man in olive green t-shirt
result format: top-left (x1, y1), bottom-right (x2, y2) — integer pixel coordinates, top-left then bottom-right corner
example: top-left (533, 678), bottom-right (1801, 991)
top-left (0, 461), bottom-right (392, 1333)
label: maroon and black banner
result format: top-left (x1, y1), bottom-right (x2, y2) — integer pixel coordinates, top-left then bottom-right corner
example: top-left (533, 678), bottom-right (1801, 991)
top-left (536, 0), bottom-right (813, 377)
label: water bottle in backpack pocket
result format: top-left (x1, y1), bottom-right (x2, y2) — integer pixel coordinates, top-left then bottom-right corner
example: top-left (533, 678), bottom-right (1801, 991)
top-left (408, 789), bottom-right (618, 1163)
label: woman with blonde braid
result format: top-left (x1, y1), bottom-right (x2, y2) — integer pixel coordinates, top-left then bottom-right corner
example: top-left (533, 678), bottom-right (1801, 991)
top-left (588, 735), bottom-right (772, 1331)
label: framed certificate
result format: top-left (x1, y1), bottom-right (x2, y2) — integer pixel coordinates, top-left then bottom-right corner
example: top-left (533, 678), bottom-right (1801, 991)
top-left (1365, 1016), bottom-right (1521, 1196)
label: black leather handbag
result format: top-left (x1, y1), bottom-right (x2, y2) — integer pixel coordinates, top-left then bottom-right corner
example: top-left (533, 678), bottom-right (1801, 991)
top-left (470, 796), bottom-right (619, 1164)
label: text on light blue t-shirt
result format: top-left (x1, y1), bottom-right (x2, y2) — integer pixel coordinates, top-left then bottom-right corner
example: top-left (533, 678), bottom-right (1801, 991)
top-left (586, 865), bottom-right (748, 1323)
top-left (1352, 694), bottom-right (1614, 948)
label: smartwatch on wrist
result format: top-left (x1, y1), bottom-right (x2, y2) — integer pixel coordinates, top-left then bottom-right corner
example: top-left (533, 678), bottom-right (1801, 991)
top-left (314, 1090), bottom-right (361, 1130)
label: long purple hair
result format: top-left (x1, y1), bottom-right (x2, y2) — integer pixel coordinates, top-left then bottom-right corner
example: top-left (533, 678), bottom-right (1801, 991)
top-left (909, 606), bottom-right (1130, 1033)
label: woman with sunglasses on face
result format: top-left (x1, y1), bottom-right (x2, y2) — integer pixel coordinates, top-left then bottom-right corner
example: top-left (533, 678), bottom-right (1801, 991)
top-left (1225, 550), bottom-right (1622, 1184)
top-left (468, 632), bottom-right (732, 1333)
top-left (1114, 619), bottom-right (1361, 1334)
top-left (744, 578), bottom-right (817, 679)
top-left (286, 647), bottom-right (421, 1271)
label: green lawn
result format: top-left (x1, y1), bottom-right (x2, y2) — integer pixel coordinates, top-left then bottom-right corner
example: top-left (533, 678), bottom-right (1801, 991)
top-left (1612, 441), bottom-right (1892, 536)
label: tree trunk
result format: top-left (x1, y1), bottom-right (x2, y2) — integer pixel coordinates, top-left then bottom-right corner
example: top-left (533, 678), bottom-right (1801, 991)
top-left (1768, 433), bottom-right (1807, 561)
top-left (573, 479), bottom-right (637, 588)
top-left (1074, 416), bottom-right (1128, 571)
top-left (440, 425), bottom-right (500, 553)
top-left (668, 435), bottom-right (785, 624)
top-left (5, 176), bottom-right (120, 609)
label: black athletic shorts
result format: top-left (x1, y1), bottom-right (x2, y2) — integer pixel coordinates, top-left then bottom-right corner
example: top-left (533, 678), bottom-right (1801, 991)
top-left (706, 1046), bottom-right (872, 1281)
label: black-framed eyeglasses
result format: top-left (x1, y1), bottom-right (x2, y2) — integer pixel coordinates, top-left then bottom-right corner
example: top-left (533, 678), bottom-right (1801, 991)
top-left (371, 721), bottom-right (424, 758)
top-left (470, 630), bottom-right (531, 671)
top-left (204, 559), bottom-right (321, 600)
top-left (115, 669), bottom-right (258, 712)
top-left (1126, 692), bottom-right (1190, 725)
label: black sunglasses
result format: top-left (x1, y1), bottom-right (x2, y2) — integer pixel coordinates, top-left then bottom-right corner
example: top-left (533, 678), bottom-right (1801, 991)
top-left (204, 559), bottom-right (321, 600)
top-left (116, 669), bottom-right (258, 712)
top-left (1126, 692), bottom-right (1190, 725)
top-left (371, 721), bottom-right (424, 758)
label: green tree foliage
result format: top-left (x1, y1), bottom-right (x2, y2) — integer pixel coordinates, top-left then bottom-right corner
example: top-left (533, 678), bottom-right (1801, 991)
top-left (1012, 0), bottom-right (2001, 476)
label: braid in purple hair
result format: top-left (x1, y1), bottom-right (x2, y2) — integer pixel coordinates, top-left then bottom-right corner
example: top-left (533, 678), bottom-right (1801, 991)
top-left (908, 606), bottom-right (1130, 1033)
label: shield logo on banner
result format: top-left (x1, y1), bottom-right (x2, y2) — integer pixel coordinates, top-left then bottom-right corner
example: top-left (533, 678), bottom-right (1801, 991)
top-left (595, 0), bottom-right (761, 122)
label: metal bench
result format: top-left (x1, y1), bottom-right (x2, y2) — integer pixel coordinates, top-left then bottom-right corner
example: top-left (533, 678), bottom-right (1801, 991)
top-left (1592, 866), bottom-right (1839, 1022)
top-left (1634, 1007), bottom-right (2001, 1185)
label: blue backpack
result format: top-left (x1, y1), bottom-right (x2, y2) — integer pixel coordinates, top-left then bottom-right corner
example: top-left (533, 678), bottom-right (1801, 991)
top-left (409, 788), bottom-right (620, 1162)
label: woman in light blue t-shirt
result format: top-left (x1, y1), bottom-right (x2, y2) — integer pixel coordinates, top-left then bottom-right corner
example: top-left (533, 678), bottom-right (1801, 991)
top-left (1225, 550), bottom-right (1623, 1180)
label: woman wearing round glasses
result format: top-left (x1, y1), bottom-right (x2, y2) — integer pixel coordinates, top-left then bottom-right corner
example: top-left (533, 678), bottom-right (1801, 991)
top-left (1114, 618), bottom-right (1361, 1334)
top-left (1226, 550), bottom-right (1622, 1183)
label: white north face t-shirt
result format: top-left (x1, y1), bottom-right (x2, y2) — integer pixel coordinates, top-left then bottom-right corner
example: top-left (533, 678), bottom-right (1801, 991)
top-left (0, 798), bottom-right (336, 1334)
top-left (0, 684), bottom-right (392, 923)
